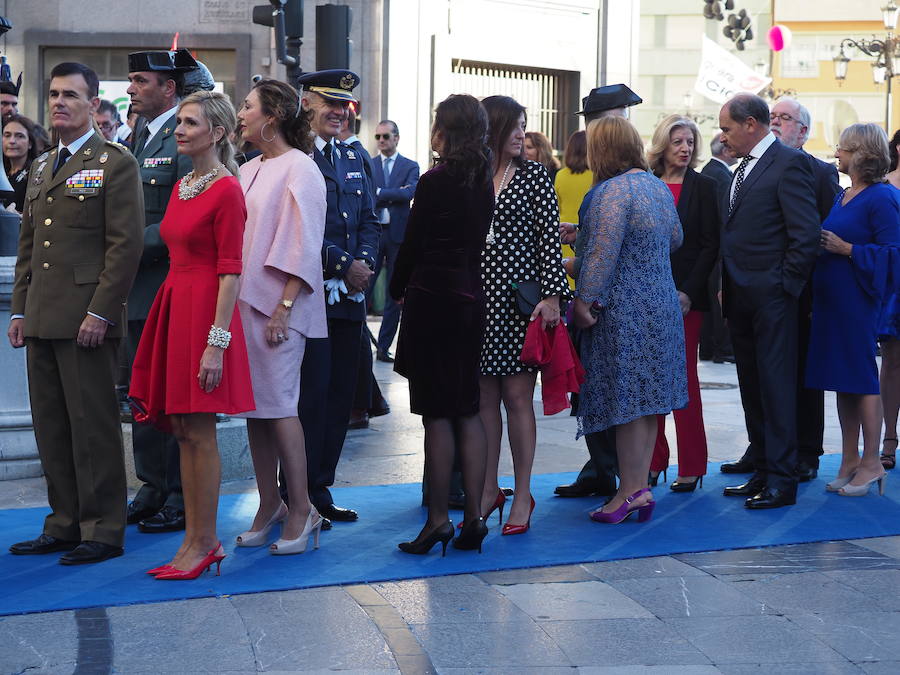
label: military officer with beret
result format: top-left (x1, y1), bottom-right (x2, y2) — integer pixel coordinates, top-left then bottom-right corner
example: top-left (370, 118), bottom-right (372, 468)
top-left (555, 84), bottom-right (642, 501)
top-left (8, 62), bottom-right (143, 564)
top-left (297, 69), bottom-right (379, 522)
top-left (122, 49), bottom-right (199, 533)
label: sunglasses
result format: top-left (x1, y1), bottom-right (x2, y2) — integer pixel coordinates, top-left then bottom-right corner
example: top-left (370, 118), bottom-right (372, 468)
top-left (374, 133), bottom-right (393, 140)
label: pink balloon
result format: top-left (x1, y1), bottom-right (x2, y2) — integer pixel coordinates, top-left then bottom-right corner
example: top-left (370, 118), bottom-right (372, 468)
top-left (768, 25), bottom-right (792, 52)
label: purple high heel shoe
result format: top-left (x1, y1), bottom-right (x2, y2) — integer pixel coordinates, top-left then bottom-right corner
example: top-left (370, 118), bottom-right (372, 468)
top-left (590, 488), bottom-right (655, 524)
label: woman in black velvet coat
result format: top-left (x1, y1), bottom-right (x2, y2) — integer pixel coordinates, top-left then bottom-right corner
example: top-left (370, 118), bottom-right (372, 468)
top-left (389, 94), bottom-right (495, 556)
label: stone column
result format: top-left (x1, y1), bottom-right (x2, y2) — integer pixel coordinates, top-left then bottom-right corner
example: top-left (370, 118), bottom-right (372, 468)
top-left (0, 255), bottom-right (41, 480)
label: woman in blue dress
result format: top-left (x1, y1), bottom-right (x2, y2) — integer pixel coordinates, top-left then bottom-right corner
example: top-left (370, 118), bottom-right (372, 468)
top-left (806, 123), bottom-right (900, 497)
top-left (573, 116), bottom-right (688, 524)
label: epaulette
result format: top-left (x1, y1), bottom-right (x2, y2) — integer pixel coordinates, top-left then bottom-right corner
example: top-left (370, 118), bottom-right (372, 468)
top-left (103, 140), bottom-right (129, 153)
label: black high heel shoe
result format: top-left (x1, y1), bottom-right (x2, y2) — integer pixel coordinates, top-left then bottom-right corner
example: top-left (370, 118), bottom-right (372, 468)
top-left (670, 476), bottom-right (703, 493)
top-left (648, 469), bottom-right (667, 487)
top-left (398, 522), bottom-right (454, 557)
top-left (453, 518), bottom-right (488, 553)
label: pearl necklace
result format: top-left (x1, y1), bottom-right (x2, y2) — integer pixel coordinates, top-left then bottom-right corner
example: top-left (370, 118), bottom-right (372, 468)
top-left (486, 159), bottom-right (514, 246)
top-left (178, 165), bottom-right (222, 200)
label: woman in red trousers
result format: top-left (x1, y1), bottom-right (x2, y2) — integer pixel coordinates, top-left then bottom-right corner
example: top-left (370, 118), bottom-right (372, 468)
top-left (645, 115), bottom-right (720, 491)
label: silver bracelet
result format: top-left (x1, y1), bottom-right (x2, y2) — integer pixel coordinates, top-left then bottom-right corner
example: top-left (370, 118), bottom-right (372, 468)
top-left (207, 324), bottom-right (232, 349)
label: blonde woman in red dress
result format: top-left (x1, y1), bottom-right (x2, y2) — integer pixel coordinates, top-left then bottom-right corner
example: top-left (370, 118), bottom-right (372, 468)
top-left (130, 91), bottom-right (255, 580)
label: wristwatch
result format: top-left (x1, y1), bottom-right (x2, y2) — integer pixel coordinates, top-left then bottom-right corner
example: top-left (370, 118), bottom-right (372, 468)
top-left (279, 299), bottom-right (294, 310)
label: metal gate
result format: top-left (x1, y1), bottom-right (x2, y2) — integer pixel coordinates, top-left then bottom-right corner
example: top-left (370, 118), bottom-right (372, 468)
top-left (450, 58), bottom-right (580, 154)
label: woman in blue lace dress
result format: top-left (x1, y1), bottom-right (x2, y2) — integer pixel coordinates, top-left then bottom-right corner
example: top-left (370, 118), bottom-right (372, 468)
top-left (573, 116), bottom-right (688, 525)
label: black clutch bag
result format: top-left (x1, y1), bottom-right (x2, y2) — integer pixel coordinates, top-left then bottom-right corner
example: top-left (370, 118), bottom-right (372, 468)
top-left (512, 280), bottom-right (541, 317)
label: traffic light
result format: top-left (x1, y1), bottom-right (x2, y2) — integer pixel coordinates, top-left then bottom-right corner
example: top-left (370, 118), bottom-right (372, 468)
top-left (315, 4), bottom-right (352, 70)
top-left (252, 0), bottom-right (303, 83)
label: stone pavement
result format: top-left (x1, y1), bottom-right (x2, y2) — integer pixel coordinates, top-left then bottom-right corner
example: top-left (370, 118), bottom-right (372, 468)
top-left (1, 324), bottom-right (897, 674)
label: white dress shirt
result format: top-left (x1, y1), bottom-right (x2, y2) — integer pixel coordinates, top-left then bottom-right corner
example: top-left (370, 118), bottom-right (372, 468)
top-left (143, 105), bottom-right (178, 146)
top-left (729, 131), bottom-right (776, 204)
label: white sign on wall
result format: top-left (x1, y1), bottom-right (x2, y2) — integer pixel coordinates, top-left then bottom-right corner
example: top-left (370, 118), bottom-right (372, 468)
top-left (693, 36), bottom-right (771, 104)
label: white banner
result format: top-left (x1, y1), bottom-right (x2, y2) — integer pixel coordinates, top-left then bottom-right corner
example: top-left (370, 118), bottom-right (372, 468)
top-left (98, 80), bottom-right (225, 119)
top-left (693, 36), bottom-right (771, 105)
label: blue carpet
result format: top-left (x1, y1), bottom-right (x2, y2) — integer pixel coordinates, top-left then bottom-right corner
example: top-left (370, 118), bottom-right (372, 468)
top-left (1, 453), bottom-right (899, 617)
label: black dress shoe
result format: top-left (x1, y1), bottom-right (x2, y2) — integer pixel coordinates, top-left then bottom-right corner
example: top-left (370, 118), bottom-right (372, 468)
top-left (723, 477), bottom-right (767, 497)
top-left (138, 505), bottom-right (186, 533)
top-left (10, 533), bottom-right (79, 555)
top-left (321, 518), bottom-right (332, 531)
top-left (554, 481), bottom-right (601, 497)
top-left (319, 504), bottom-right (358, 522)
top-left (376, 351), bottom-right (395, 363)
top-left (59, 541), bottom-right (124, 566)
top-left (369, 405), bottom-right (391, 418)
top-left (126, 501), bottom-right (158, 525)
top-left (794, 460), bottom-right (818, 483)
top-left (745, 487), bottom-right (796, 510)
top-left (347, 414), bottom-right (369, 430)
top-left (720, 456), bottom-right (754, 474)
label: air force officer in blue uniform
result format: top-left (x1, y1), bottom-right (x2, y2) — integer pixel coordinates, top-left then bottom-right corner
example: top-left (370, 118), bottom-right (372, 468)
top-left (297, 70), bottom-right (379, 522)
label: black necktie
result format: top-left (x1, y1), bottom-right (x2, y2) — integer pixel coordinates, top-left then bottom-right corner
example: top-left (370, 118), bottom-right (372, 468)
top-left (323, 142), bottom-right (334, 166)
top-left (134, 125), bottom-right (150, 156)
top-left (53, 147), bottom-right (71, 176)
top-left (729, 154), bottom-right (753, 213)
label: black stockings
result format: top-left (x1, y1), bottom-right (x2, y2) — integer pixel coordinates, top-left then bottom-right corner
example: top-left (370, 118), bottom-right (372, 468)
top-left (416, 414), bottom-right (487, 542)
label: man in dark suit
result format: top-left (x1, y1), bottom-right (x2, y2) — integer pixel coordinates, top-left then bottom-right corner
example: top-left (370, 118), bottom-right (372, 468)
top-left (8, 62), bottom-right (143, 564)
top-left (772, 99), bottom-right (839, 482)
top-left (555, 84), bottom-right (641, 499)
top-left (297, 70), bottom-right (379, 522)
top-left (699, 133), bottom-right (735, 366)
top-left (372, 120), bottom-right (419, 362)
top-left (718, 93), bottom-right (820, 509)
top-left (720, 99), bottom-right (841, 480)
top-left (122, 50), bottom-right (198, 534)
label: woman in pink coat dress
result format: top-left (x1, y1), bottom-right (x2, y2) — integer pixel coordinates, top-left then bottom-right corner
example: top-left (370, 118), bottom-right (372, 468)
top-left (234, 79), bottom-right (328, 554)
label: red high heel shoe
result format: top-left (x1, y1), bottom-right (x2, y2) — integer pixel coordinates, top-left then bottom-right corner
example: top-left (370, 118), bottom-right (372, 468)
top-left (458, 489), bottom-right (507, 529)
top-left (146, 564), bottom-right (173, 576)
top-left (501, 495), bottom-right (535, 536)
top-left (155, 544), bottom-right (225, 580)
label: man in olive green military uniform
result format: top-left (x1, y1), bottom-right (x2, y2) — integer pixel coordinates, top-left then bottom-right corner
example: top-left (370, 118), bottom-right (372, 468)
top-left (7, 62), bottom-right (143, 565)
top-left (123, 49), bottom-right (198, 533)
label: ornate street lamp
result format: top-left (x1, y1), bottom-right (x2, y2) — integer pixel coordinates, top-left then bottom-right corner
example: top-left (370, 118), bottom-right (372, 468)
top-left (832, 1), bottom-right (900, 130)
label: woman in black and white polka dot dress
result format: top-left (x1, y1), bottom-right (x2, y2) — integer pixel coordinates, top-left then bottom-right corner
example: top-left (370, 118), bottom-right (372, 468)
top-left (477, 96), bottom-right (569, 535)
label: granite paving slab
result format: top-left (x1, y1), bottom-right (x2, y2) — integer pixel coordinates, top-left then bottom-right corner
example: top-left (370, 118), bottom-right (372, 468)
top-left (851, 536), bottom-right (900, 559)
top-left (582, 555), bottom-right (710, 581)
top-left (665, 615), bottom-right (845, 664)
top-left (496, 580), bottom-right (654, 620)
top-left (714, 571), bottom-right (875, 615)
top-left (786, 611), bottom-right (900, 662)
top-left (371, 577), bottom-right (532, 625)
top-left (107, 597), bottom-right (254, 673)
top-left (673, 548), bottom-right (808, 576)
top-left (540, 618), bottom-right (711, 667)
top-left (822, 569), bottom-right (900, 611)
top-left (411, 620), bottom-right (570, 669)
top-left (229, 588), bottom-right (397, 672)
top-left (0, 609), bottom-right (77, 674)
top-left (608, 575), bottom-right (767, 618)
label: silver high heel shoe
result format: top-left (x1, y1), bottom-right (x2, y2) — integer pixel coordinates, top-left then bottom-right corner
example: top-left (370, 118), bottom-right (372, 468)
top-left (839, 472), bottom-right (887, 497)
top-left (826, 472), bottom-right (856, 492)
top-left (270, 508), bottom-right (323, 555)
top-left (235, 502), bottom-right (287, 547)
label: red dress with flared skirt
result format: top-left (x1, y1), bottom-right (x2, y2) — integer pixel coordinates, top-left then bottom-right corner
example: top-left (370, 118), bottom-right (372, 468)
top-left (129, 176), bottom-right (255, 426)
